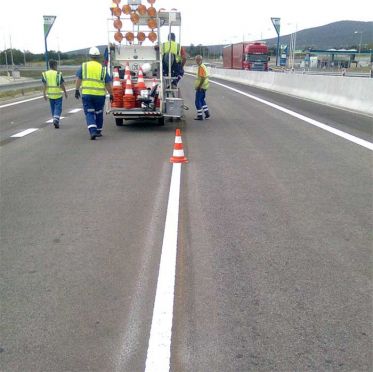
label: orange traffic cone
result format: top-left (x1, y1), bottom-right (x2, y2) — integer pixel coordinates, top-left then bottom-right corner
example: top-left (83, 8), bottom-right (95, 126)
top-left (123, 77), bottom-right (136, 109)
top-left (122, 63), bottom-right (131, 89)
top-left (136, 67), bottom-right (146, 90)
top-left (112, 68), bottom-right (123, 107)
top-left (170, 129), bottom-right (188, 163)
top-left (112, 68), bottom-right (121, 87)
top-left (125, 63), bottom-right (131, 80)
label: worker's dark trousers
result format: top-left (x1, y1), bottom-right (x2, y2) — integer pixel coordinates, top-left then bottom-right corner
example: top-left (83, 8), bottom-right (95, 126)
top-left (48, 97), bottom-right (63, 124)
top-left (195, 89), bottom-right (209, 119)
top-left (82, 95), bottom-right (106, 135)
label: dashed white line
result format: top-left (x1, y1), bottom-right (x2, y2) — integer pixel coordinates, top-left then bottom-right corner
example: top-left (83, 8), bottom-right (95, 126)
top-left (11, 128), bottom-right (39, 138)
top-left (68, 108), bottom-right (82, 114)
top-left (45, 117), bottom-right (65, 123)
top-left (145, 162), bottom-right (181, 372)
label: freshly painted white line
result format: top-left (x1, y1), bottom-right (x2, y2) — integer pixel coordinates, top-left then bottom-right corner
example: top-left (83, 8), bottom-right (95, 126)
top-left (145, 162), bottom-right (182, 372)
top-left (68, 108), bottom-right (82, 113)
top-left (45, 116), bottom-right (65, 123)
top-left (11, 128), bottom-right (39, 137)
top-left (0, 88), bottom-right (75, 109)
top-left (211, 80), bottom-right (373, 151)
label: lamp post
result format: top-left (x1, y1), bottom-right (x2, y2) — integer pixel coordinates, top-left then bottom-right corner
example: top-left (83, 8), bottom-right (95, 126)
top-left (3, 38), bottom-right (9, 76)
top-left (286, 23), bottom-right (297, 70)
top-left (354, 31), bottom-right (363, 55)
top-left (57, 36), bottom-right (61, 67)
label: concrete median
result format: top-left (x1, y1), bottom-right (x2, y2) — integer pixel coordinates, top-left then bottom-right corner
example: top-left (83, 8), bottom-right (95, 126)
top-left (185, 67), bottom-right (373, 116)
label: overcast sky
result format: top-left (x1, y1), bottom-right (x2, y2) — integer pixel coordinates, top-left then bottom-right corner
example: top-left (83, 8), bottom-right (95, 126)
top-left (0, 0), bottom-right (371, 53)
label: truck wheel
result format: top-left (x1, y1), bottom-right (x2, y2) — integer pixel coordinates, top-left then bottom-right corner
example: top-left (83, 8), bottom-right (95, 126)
top-left (157, 117), bottom-right (165, 126)
top-left (115, 118), bottom-right (124, 126)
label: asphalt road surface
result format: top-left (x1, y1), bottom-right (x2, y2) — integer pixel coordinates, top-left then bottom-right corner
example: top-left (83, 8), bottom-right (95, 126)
top-left (1, 75), bottom-right (372, 372)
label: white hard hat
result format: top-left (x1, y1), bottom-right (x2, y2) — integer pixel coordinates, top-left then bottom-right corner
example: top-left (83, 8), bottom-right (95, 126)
top-left (141, 62), bottom-right (151, 74)
top-left (89, 46), bottom-right (100, 56)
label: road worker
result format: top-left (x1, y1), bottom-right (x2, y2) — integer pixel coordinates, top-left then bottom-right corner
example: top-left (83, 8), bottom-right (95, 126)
top-left (75, 47), bottom-right (113, 140)
top-left (161, 32), bottom-right (186, 88)
top-left (42, 59), bottom-right (68, 129)
top-left (194, 55), bottom-right (210, 120)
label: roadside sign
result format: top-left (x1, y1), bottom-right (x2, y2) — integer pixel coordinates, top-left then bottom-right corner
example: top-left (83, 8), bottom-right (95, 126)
top-left (271, 17), bottom-right (281, 66)
top-left (271, 17), bottom-right (281, 35)
top-left (43, 15), bottom-right (56, 70)
top-left (43, 15), bottom-right (56, 39)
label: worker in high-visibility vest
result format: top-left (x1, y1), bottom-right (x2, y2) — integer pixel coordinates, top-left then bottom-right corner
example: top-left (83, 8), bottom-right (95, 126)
top-left (194, 55), bottom-right (210, 120)
top-left (42, 60), bottom-right (68, 129)
top-left (75, 47), bottom-right (113, 140)
top-left (161, 32), bottom-right (187, 87)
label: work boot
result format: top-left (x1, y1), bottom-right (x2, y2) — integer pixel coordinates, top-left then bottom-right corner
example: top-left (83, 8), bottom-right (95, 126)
top-left (53, 119), bottom-right (59, 129)
top-left (96, 132), bottom-right (102, 137)
top-left (194, 116), bottom-right (203, 121)
top-left (90, 132), bottom-right (97, 140)
top-left (205, 112), bottom-right (210, 119)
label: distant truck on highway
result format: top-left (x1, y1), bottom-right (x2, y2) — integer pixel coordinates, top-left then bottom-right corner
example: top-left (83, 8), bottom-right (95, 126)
top-left (223, 42), bottom-right (270, 71)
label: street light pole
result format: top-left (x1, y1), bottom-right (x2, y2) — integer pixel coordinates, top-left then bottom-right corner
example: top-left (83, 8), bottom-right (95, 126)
top-left (3, 39), bottom-right (9, 75)
top-left (57, 36), bottom-right (61, 67)
top-left (9, 35), bottom-right (14, 67)
top-left (354, 31), bottom-right (363, 55)
top-left (354, 31), bottom-right (363, 68)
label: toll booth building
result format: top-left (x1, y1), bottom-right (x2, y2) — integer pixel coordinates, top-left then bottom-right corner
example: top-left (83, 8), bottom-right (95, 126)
top-left (307, 49), bottom-right (372, 68)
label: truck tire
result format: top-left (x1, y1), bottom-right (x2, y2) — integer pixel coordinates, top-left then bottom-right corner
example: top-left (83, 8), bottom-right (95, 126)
top-left (157, 117), bottom-right (165, 126)
top-left (115, 118), bottom-right (124, 126)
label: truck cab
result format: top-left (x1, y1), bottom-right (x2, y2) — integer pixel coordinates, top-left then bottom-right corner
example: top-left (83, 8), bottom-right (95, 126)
top-left (243, 42), bottom-right (269, 71)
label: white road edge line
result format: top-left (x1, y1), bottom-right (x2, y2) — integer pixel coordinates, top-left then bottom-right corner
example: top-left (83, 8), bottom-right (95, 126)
top-left (210, 79), bottom-right (373, 151)
top-left (145, 162), bottom-right (182, 372)
top-left (11, 128), bottom-right (39, 138)
top-left (0, 88), bottom-right (76, 109)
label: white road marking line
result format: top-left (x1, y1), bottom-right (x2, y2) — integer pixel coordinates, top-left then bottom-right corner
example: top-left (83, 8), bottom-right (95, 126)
top-left (0, 88), bottom-right (76, 109)
top-left (211, 80), bottom-right (373, 151)
top-left (68, 108), bottom-right (82, 113)
top-left (45, 116), bottom-right (65, 123)
top-left (145, 163), bottom-right (182, 372)
top-left (11, 128), bottom-right (39, 137)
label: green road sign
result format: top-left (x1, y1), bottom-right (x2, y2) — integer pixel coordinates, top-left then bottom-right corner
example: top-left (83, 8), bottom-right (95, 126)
top-left (43, 15), bottom-right (56, 39)
top-left (271, 17), bottom-right (281, 35)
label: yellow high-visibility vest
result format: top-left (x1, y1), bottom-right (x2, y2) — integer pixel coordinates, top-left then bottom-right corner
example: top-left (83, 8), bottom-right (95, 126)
top-left (81, 61), bottom-right (106, 96)
top-left (194, 63), bottom-right (209, 90)
top-left (42, 70), bottom-right (63, 99)
top-left (162, 41), bottom-right (181, 63)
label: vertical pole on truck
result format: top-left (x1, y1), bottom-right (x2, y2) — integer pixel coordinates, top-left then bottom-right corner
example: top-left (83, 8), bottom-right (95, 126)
top-left (168, 12), bottom-right (172, 82)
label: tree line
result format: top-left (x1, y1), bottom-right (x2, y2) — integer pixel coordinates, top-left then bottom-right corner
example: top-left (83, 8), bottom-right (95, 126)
top-left (0, 49), bottom-right (85, 65)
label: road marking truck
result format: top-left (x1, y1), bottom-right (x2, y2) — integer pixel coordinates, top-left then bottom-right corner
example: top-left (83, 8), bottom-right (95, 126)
top-left (106, 0), bottom-right (184, 126)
